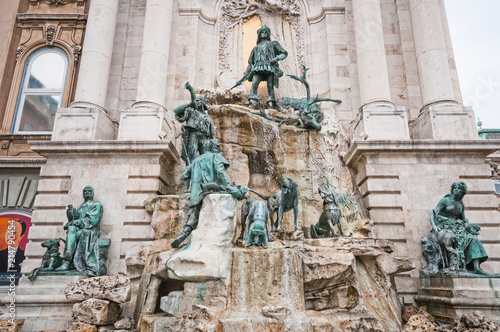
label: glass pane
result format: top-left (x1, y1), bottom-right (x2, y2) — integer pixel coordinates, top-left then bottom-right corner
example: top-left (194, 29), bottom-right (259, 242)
top-left (18, 95), bottom-right (60, 132)
top-left (27, 52), bottom-right (66, 89)
top-left (495, 180), bottom-right (500, 195)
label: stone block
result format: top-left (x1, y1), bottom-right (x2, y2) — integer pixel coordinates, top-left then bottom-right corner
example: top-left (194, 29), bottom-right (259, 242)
top-left (231, 249), bottom-right (305, 311)
top-left (118, 106), bottom-right (173, 140)
top-left (353, 103), bottom-right (410, 140)
top-left (52, 107), bottom-right (115, 141)
top-left (411, 104), bottom-right (478, 140)
top-left (65, 274), bottom-right (131, 303)
top-left (166, 194), bottom-right (237, 281)
top-left (160, 291), bottom-right (183, 316)
top-left (72, 298), bottom-right (122, 326)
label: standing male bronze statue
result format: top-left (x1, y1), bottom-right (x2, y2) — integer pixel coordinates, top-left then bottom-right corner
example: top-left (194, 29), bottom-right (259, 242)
top-left (57, 186), bottom-right (104, 276)
top-left (174, 82), bottom-right (216, 166)
top-left (233, 25), bottom-right (288, 109)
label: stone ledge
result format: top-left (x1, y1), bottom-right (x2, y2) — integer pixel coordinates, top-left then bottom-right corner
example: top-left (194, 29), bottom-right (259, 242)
top-left (304, 237), bottom-right (395, 253)
top-left (344, 139), bottom-right (500, 166)
top-left (28, 140), bottom-right (180, 161)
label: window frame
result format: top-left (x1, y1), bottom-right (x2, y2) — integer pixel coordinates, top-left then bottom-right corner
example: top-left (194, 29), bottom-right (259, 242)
top-left (11, 47), bottom-right (69, 134)
top-left (494, 179), bottom-right (500, 195)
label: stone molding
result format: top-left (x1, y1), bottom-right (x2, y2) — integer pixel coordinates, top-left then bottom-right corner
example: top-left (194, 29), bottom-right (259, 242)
top-left (344, 140), bottom-right (500, 167)
top-left (28, 140), bottom-right (180, 161)
top-left (0, 134), bottom-right (50, 159)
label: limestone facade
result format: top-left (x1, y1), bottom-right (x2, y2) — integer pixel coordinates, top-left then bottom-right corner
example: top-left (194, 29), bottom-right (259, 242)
top-left (0, 0), bottom-right (498, 330)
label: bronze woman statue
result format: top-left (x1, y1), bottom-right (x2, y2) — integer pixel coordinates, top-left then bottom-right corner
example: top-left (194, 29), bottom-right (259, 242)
top-left (429, 182), bottom-right (489, 275)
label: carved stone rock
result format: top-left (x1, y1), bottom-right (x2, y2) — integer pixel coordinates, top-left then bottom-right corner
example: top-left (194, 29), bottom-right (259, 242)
top-left (72, 298), bottom-right (122, 326)
top-left (114, 316), bottom-right (134, 329)
top-left (166, 194), bottom-right (237, 281)
top-left (67, 322), bottom-right (98, 332)
top-left (65, 274), bottom-right (131, 303)
top-left (402, 314), bottom-right (438, 332)
top-left (0, 319), bottom-right (24, 332)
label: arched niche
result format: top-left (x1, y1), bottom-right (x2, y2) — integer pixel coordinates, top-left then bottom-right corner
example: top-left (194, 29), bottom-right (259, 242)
top-left (215, 0), bottom-right (310, 99)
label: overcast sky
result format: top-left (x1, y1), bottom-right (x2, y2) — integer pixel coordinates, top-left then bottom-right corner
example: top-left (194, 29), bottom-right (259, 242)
top-left (444, 0), bottom-right (500, 129)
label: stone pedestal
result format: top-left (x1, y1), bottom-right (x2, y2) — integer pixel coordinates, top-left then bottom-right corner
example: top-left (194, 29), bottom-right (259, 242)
top-left (415, 277), bottom-right (500, 324)
top-left (166, 194), bottom-right (237, 281)
top-left (117, 106), bottom-right (172, 141)
top-left (353, 103), bottom-right (410, 140)
top-left (52, 107), bottom-right (115, 141)
top-left (411, 104), bottom-right (478, 140)
top-left (0, 276), bottom-right (85, 331)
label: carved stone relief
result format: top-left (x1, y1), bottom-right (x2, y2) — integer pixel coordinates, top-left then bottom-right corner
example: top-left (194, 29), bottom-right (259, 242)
top-left (30, 0), bottom-right (86, 8)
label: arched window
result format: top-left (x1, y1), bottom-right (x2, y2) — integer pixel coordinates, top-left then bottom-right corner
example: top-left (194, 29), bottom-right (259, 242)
top-left (11, 47), bottom-right (68, 133)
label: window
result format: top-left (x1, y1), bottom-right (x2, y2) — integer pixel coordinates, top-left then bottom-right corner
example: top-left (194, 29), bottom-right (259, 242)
top-left (495, 180), bottom-right (500, 195)
top-left (12, 47), bottom-right (68, 134)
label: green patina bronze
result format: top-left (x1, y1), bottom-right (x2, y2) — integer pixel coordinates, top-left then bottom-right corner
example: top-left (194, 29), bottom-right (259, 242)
top-left (174, 82), bottom-right (216, 167)
top-left (171, 139), bottom-right (248, 248)
top-left (56, 185), bottom-right (108, 276)
top-left (422, 182), bottom-right (495, 277)
top-left (279, 68), bottom-right (341, 131)
top-left (233, 25), bottom-right (287, 109)
top-left (310, 187), bottom-right (345, 238)
top-left (28, 186), bottom-right (109, 280)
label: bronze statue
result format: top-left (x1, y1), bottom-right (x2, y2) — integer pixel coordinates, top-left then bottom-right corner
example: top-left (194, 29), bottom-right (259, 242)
top-left (174, 82), bottom-right (216, 166)
top-left (250, 178), bottom-right (300, 232)
top-left (56, 186), bottom-right (105, 276)
top-left (241, 198), bottom-right (271, 249)
top-left (28, 239), bottom-right (63, 280)
top-left (310, 187), bottom-right (345, 238)
top-left (233, 25), bottom-right (288, 109)
top-left (171, 139), bottom-right (248, 248)
top-left (421, 182), bottom-right (494, 276)
top-left (279, 68), bottom-right (341, 131)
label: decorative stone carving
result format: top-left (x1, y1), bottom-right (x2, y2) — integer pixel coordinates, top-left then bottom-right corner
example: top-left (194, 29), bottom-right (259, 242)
top-left (45, 25), bottom-right (56, 45)
top-left (72, 44), bottom-right (82, 64)
top-left (30, 0), bottom-right (86, 7)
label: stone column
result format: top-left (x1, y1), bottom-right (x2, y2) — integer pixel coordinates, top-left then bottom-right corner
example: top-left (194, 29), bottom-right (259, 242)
top-left (352, 0), bottom-right (409, 140)
top-left (52, 0), bottom-right (118, 141)
top-left (409, 0), bottom-right (477, 139)
top-left (118, 0), bottom-right (174, 141)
